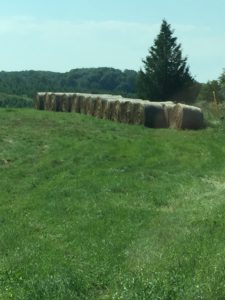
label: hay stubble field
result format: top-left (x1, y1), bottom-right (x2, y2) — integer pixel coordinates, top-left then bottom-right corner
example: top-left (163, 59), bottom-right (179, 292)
top-left (1, 108), bottom-right (225, 299)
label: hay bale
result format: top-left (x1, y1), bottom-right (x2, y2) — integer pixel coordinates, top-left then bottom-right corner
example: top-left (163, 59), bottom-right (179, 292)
top-left (41, 92), bottom-right (48, 110)
top-left (92, 97), bottom-right (102, 118)
top-left (36, 93), bottom-right (46, 110)
top-left (71, 94), bottom-right (82, 113)
top-left (106, 99), bottom-right (113, 120)
top-left (171, 104), bottom-right (204, 129)
top-left (97, 95), bottom-right (123, 120)
top-left (89, 96), bottom-right (96, 116)
top-left (91, 96), bottom-right (97, 116)
top-left (112, 100), bottom-right (121, 121)
top-left (79, 95), bottom-right (87, 114)
top-left (53, 94), bottom-right (63, 112)
top-left (35, 92), bottom-right (204, 130)
top-left (70, 94), bottom-right (77, 112)
top-left (161, 102), bottom-right (176, 127)
top-left (82, 95), bottom-right (93, 115)
top-left (50, 93), bottom-right (56, 111)
top-left (44, 93), bottom-right (50, 110)
top-left (119, 100), bottom-right (132, 123)
top-left (84, 96), bottom-right (91, 115)
top-left (100, 98), bottom-right (110, 119)
top-left (130, 100), bottom-right (145, 125)
top-left (49, 93), bottom-right (56, 111)
top-left (67, 94), bottom-right (73, 112)
top-left (61, 93), bottom-right (73, 112)
top-left (88, 95), bottom-right (99, 116)
top-left (144, 102), bottom-right (168, 128)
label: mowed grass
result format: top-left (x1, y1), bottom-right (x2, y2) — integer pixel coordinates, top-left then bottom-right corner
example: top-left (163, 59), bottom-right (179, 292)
top-left (1, 108), bottom-right (225, 299)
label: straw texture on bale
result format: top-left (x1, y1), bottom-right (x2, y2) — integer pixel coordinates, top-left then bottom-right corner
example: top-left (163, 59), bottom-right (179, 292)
top-left (131, 101), bottom-right (145, 125)
top-left (44, 93), bottom-right (50, 111)
top-left (61, 93), bottom-right (72, 112)
top-left (79, 95), bottom-right (87, 115)
top-left (118, 101), bottom-right (129, 123)
top-left (106, 100), bottom-right (114, 120)
top-left (111, 100), bottom-right (121, 121)
top-left (92, 97), bottom-right (102, 118)
top-left (54, 94), bottom-right (64, 112)
top-left (85, 96), bottom-right (93, 115)
top-left (49, 94), bottom-right (56, 111)
top-left (162, 102), bottom-right (176, 128)
top-left (71, 95), bottom-right (82, 113)
top-left (100, 98), bottom-right (110, 119)
top-left (36, 92), bottom-right (204, 130)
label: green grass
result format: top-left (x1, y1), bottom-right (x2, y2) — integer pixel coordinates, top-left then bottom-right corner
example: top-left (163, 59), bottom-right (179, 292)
top-left (1, 108), bottom-right (225, 299)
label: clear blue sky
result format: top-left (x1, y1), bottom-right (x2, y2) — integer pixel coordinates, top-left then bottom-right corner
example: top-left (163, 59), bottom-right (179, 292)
top-left (0, 0), bottom-right (224, 82)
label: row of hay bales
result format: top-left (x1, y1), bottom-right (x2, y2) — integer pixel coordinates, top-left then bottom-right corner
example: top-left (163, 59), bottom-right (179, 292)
top-left (36, 92), bottom-right (204, 129)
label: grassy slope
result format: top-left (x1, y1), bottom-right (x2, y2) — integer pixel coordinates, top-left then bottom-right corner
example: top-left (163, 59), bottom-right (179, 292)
top-left (1, 109), bottom-right (225, 299)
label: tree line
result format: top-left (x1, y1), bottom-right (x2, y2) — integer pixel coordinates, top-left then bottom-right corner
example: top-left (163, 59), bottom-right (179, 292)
top-left (0, 68), bottom-right (137, 98)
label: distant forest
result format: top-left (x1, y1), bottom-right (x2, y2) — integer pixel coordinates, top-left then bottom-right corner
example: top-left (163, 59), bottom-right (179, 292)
top-left (0, 68), bottom-right (137, 98)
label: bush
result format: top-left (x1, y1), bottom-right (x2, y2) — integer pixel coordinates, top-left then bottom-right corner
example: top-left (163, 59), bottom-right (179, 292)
top-left (0, 93), bottom-right (34, 108)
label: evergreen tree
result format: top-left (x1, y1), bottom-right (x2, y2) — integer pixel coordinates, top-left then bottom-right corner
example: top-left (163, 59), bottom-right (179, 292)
top-left (138, 20), bottom-right (194, 101)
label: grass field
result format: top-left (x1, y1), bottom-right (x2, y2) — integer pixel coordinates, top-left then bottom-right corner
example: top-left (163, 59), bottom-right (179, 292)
top-left (1, 108), bottom-right (225, 299)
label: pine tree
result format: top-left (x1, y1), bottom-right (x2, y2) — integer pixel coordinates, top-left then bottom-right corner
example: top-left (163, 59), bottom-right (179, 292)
top-left (138, 20), bottom-right (193, 101)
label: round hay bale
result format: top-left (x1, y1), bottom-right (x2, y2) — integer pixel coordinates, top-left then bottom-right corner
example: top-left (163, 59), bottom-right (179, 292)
top-left (84, 96), bottom-right (91, 115)
top-left (50, 93), bottom-right (57, 111)
top-left (112, 100), bottom-right (121, 121)
top-left (100, 98), bottom-right (109, 119)
top-left (161, 102), bottom-right (176, 128)
top-left (107, 100), bottom-right (116, 120)
top-left (71, 94), bottom-right (82, 113)
top-left (70, 94), bottom-right (76, 112)
top-left (92, 97), bottom-right (102, 118)
top-left (61, 94), bottom-right (73, 112)
top-left (173, 104), bottom-right (204, 129)
top-left (61, 94), bottom-right (68, 112)
top-left (89, 96), bottom-right (96, 116)
top-left (79, 95), bottom-right (87, 114)
top-left (144, 102), bottom-right (167, 128)
top-left (131, 101), bottom-right (145, 125)
top-left (44, 93), bottom-right (50, 110)
top-left (48, 93), bottom-right (56, 111)
top-left (119, 101), bottom-right (132, 123)
top-left (54, 94), bottom-right (63, 112)
top-left (83, 95), bottom-right (93, 115)
top-left (67, 94), bottom-right (73, 112)
top-left (36, 93), bottom-right (45, 110)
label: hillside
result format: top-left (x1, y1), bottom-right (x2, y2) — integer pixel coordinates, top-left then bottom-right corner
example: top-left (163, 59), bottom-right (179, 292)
top-left (1, 109), bottom-right (225, 299)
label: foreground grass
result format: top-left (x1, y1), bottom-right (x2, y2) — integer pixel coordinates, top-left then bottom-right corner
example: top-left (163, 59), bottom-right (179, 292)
top-left (1, 109), bottom-right (225, 299)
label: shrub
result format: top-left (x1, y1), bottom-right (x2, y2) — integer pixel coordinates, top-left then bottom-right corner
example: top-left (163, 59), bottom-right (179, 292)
top-left (0, 93), bottom-right (34, 108)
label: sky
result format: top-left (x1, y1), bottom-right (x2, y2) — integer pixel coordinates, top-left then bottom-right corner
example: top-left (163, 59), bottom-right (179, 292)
top-left (0, 0), bottom-right (224, 82)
